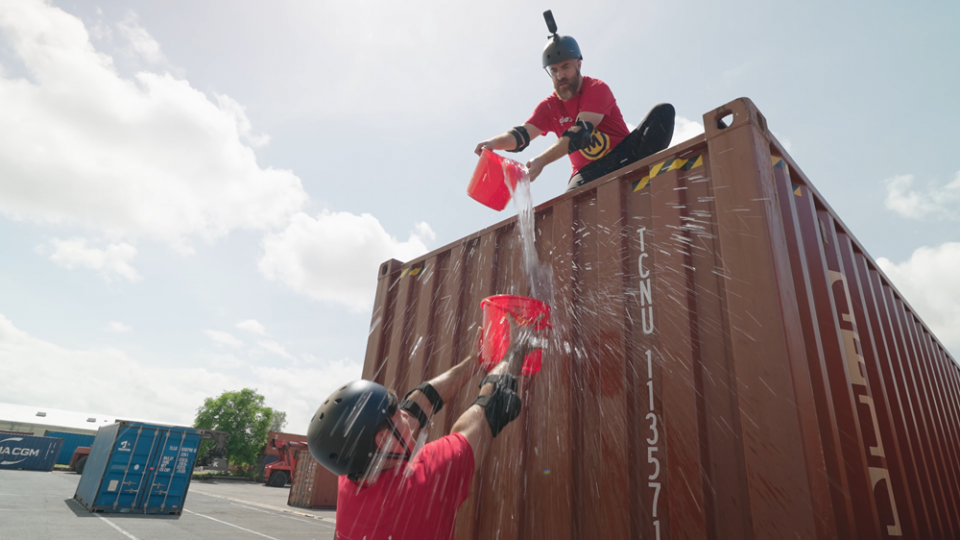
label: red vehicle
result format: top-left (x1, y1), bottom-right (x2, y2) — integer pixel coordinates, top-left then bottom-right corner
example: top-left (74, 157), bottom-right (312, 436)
top-left (70, 446), bottom-right (92, 474)
top-left (264, 438), bottom-right (308, 487)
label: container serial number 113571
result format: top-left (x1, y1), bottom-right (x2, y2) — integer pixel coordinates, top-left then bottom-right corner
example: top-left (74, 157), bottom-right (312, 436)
top-left (639, 226), bottom-right (661, 539)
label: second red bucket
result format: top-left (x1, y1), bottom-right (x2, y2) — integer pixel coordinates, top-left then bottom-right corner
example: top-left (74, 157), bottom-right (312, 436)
top-left (467, 149), bottom-right (525, 211)
top-left (479, 294), bottom-right (551, 376)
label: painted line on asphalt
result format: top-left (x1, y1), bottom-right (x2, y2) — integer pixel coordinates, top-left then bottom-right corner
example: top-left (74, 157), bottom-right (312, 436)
top-left (230, 502), bottom-right (321, 525)
top-left (184, 508), bottom-right (283, 540)
top-left (189, 489), bottom-right (336, 524)
top-left (97, 515), bottom-right (142, 540)
top-left (231, 502), bottom-right (273, 514)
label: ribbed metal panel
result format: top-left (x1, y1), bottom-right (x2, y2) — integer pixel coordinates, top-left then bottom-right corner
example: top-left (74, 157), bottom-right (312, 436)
top-left (287, 449), bottom-right (338, 509)
top-left (0, 434), bottom-right (62, 471)
top-left (73, 422), bottom-right (201, 515)
top-left (43, 430), bottom-right (95, 465)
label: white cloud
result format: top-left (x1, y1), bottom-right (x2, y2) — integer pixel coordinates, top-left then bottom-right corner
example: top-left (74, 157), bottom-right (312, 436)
top-left (116, 12), bottom-right (164, 64)
top-left (106, 321), bottom-right (131, 333)
top-left (0, 312), bottom-right (360, 429)
top-left (257, 339), bottom-right (294, 360)
top-left (37, 237), bottom-right (141, 282)
top-left (206, 353), bottom-right (245, 369)
top-left (258, 211), bottom-right (434, 312)
top-left (236, 319), bottom-right (267, 335)
top-left (884, 171), bottom-right (960, 221)
top-left (771, 130), bottom-right (793, 153)
top-left (203, 329), bottom-right (243, 348)
top-left (877, 242), bottom-right (960, 358)
top-left (670, 116), bottom-right (705, 147)
top-left (0, 0), bottom-right (307, 250)
top-left (250, 360), bottom-right (363, 435)
top-left (0, 313), bottom-right (242, 425)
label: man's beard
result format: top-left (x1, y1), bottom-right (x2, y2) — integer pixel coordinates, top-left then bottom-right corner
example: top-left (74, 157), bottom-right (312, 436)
top-left (554, 68), bottom-right (582, 100)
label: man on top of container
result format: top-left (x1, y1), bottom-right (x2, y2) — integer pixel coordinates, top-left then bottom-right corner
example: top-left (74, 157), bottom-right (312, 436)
top-left (307, 321), bottom-right (537, 540)
top-left (475, 10), bottom-right (676, 192)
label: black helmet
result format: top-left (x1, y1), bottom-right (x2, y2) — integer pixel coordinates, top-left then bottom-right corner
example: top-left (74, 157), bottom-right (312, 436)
top-left (541, 10), bottom-right (582, 69)
top-left (307, 380), bottom-right (398, 479)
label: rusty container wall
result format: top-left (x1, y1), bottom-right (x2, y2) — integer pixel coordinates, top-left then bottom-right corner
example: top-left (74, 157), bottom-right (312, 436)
top-left (362, 97), bottom-right (959, 540)
top-left (287, 449), bottom-right (338, 510)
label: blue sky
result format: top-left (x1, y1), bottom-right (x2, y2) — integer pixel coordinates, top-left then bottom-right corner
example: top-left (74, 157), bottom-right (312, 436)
top-left (0, 0), bottom-right (957, 432)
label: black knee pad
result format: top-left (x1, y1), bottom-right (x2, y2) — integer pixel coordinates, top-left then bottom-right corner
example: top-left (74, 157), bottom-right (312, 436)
top-left (472, 375), bottom-right (522, 437)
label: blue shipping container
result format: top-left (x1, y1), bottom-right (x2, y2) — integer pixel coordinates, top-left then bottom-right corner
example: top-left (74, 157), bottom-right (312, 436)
top-left (73, 422), bottom-right (201, 515)
top-left (44, 431), bottom-right (96, 465)
top-left (0, 434), bottom-right (63, 471)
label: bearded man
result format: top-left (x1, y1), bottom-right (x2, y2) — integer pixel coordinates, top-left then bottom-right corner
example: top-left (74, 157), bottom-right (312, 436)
top-left (475, 10), bottom-right (675, 192)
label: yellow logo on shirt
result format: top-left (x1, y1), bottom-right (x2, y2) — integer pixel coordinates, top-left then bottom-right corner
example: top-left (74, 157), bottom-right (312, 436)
top-left (580, 129), bottom-right (611, 160)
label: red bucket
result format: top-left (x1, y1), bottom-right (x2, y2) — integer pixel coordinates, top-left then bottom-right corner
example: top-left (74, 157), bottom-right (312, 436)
top-left (467, 149), bottom-right (525, 211)
top-left (479, 295), bottom-right (551, 376)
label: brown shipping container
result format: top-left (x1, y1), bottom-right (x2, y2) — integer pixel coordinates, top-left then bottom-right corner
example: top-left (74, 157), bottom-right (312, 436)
top-left (288, 449), bottom-right (338, 510)
top-left (361, 97), bottom-right (959, 539)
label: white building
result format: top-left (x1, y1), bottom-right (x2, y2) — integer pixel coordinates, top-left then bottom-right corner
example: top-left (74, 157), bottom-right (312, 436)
top-left (0, 402), bottom-right (176, 436)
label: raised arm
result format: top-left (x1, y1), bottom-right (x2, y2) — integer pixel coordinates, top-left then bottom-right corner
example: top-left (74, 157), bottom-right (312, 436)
top-left (451, 317), bottom-right (535, 474)
top-left (401, 345), bottom-right (484, 437)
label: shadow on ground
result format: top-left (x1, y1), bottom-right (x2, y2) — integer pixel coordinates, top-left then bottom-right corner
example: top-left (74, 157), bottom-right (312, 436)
top-left (63, 498), bottom-right (180, 520)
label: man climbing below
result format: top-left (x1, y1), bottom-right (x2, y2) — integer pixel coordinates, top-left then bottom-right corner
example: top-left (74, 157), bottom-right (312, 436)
top-left (475, 10), bottom-right (676, 192)
top-left (307, 319), bottom-right (538, 540)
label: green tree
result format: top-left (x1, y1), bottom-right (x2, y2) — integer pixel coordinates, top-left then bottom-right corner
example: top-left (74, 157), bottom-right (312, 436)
top-left (269, 410), bottom-right (288, 433)
top-left (194, 388), bottom-right (278, 467)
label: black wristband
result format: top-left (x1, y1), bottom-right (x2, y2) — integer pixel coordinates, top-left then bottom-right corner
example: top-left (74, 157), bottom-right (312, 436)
top-left (563, 120), bottom-right (595, 153)
top-left (479, 374), bottom-right (518, 393)
top-left (472, 386), bottom-right (522, 438)
top-left (399, 399), bottom-right (429, 430)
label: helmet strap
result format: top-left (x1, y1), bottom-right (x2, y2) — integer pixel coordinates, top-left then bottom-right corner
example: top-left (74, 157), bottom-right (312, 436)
top-left (381, 417), bottom-right (412, 462)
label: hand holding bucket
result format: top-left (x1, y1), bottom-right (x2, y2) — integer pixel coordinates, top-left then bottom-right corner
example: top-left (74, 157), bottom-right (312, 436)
top-left (467, 149), bottom-right (527, 211)
top-left (479, 295), bottom-right (551, 375)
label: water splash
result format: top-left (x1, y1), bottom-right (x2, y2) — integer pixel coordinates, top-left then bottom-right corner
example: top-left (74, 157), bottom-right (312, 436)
top-left (507, 163), bottom-right (554, 305)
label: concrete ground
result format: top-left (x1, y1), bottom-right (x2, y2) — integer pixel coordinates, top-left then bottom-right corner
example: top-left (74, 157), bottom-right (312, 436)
top-left (0, 470), bottom-right (336, 539)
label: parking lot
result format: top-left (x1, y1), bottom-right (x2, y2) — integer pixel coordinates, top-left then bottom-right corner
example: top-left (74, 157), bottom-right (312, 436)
top-left (0, 470), bottom-right (336, 540)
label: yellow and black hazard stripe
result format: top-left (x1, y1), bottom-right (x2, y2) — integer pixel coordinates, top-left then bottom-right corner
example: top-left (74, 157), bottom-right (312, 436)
top-left (400, 263), bottom-right (425, 278)
top-left (630, 154), bottom-right (801, 195)
top-left (771, 156), bottom-right (802, 196)
top-left (631, 154), bottom-right (704, 192)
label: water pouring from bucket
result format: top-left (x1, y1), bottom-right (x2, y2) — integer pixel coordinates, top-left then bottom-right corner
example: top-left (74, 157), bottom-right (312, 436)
top-left (467, 149), bottom-right (527, 211)
top-left (479, 295), bottom-right (551, 376)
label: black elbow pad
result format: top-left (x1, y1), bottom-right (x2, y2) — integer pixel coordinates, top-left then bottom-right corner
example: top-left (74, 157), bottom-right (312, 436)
top-left (505, 126), bottom-right (531, 153)
top-left (563, 120), bottom-right (595, 153)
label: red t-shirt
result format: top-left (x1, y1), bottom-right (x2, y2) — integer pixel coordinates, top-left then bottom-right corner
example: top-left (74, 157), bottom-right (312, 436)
top-left (335, 433), bottom-right (475, 540)
top-left (526, 76), bottom-right (630, 176)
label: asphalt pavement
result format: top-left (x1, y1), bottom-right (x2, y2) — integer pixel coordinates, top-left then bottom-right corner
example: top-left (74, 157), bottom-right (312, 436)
top-left (0, 470), bottom-right (336, 540)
